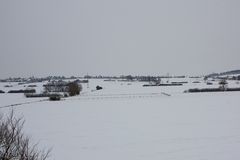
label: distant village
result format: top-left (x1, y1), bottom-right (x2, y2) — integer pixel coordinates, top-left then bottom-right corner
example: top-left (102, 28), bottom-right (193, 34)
top-left (1, 69), bottom-right (240, 100)
top-left (1, 69), bottom-right (240, 84)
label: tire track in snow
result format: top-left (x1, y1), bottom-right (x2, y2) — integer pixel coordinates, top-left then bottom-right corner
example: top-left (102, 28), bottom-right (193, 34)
top-left (0, 99), bottom-right (48, 109)
top-left (0, 92), bottom-right (171, 108)
top-left (66, 92), bottom-right (171, 101)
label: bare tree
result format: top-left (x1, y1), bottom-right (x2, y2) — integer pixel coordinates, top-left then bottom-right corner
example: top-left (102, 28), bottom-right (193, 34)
top-left (68, 82), bottom-right (82, 96)
top-left (219, 79), bottom-right (228, 90)
top-left (0, 110), bottom-right (51, 160)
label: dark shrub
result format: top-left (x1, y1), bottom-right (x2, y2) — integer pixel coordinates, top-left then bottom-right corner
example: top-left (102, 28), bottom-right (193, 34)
top-left (49, 94), bottom-right (61, 101)
top-left (96, 85), bottom-right (103, 90)
top-left (28, 85), bottom-right (37, 87)
top-left (8, 89), bottom-right (36, 93)
top-left (68, 82), bottom-right (82, 96)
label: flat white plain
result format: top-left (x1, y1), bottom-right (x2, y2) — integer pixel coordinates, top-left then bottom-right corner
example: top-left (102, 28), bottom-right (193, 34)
top-left (1, 78), bottom-right (240, 160)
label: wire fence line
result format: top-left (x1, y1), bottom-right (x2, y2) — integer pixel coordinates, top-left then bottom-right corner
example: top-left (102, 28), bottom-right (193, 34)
top-left (0, 92), bottom-right (171, 108)
top-left (67, 92), bottom-right (171, 101)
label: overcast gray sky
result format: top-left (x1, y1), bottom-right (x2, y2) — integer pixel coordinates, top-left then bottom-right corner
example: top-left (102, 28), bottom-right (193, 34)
top-left (0, 0), bottom-right (240, 78)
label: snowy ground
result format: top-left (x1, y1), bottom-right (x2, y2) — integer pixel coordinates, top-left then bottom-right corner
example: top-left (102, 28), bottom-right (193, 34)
top-left (1, 78), bottom-right (240, 160)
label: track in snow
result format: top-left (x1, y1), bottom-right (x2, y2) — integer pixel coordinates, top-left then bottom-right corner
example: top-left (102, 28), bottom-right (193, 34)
top-left (66, 92), bottom-right (171, 101)
top-left (0, 99), bottom-right (48, 109)
top-left (0, 92), bottom-right (171, 108)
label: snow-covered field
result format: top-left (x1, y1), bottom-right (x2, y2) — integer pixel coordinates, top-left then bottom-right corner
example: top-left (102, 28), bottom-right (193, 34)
top-left (1, 78), bottom-right (240, 160)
